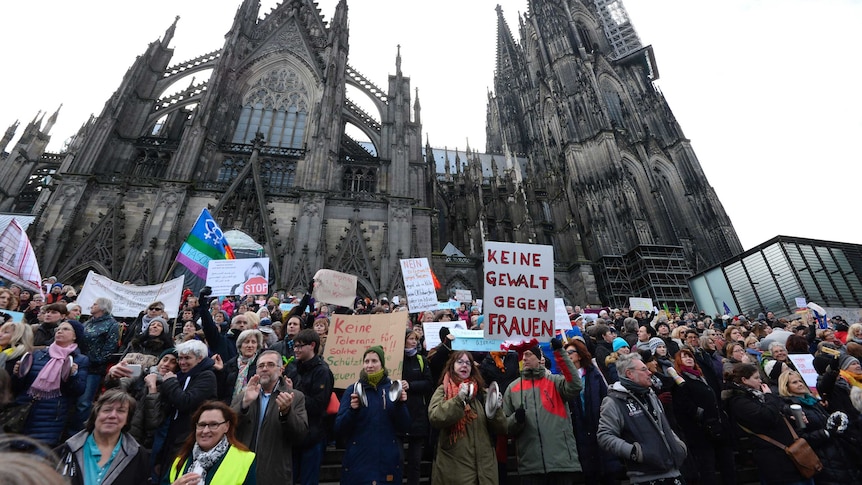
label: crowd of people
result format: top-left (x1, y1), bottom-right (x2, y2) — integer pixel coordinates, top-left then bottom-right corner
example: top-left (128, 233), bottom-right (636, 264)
top-left (3, 277), bottom-right (862, 485)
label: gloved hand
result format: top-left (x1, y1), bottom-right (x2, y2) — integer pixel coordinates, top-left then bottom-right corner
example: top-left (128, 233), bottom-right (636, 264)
top-left (826, 411), bottom-right (849, 434)
top-left (307, 279), bottom-right (315, 294)
top-left (551, 337), bottom-right (563, 351)
top-left (458, 382), bottom-right (471, 401)
top-left (657, 392), bottom-right (673, 405)
top-left (198, 286), bottom-right (213, 308)
top-left (514, 407), bottom-right (526, 424)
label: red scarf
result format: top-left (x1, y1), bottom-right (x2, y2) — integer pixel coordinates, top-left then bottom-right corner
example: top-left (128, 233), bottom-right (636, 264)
top-left (443, 373), bottom-right (477, 444)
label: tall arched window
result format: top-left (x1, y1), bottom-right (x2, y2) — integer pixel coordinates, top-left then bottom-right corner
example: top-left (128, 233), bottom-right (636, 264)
top-left (233, 67), bottom-right (310, 148)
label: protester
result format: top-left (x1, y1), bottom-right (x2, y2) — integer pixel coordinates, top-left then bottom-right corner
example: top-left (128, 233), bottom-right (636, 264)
top-left (503, 338), bottom-right (583, 484)
top-left (156, 340), bottom-right (218, 477)
top-left (57, 389), bottom-right (149, 485)
top-left (402, 329), bottom-right (433, 485)
top-left (778, 370), bottom-right (861, 484)
top-left (11, 320), bottom-right (89, 446)
top-left (285, 328), bottom-right (334, 485)
top-left (335, 345), bottom-right (410, 485)
top-left (723, 363), bottom-right (812, 485)
top-left (76, 297), bottom-right (121, 430)
top-left (164, 401), bottom-right (256, 485)
top-left (215, 329), bottom-right (262, 403)
top-left (428, 350), bottom-right (505, 485)
top-left (234, 350), bottom-right (308, 485)
top-left (0, 320), bottom-right (33, 374)
top-left (671, 348), bottom-right (736, 485)
top-left (597, 353), bottom-right (687, 484)
top-left (565, 338), bottom-right (621, 485)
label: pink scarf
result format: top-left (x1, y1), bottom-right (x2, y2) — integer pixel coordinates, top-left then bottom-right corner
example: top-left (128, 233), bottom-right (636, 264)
top-left (29, 343), bottom-right (77, 399)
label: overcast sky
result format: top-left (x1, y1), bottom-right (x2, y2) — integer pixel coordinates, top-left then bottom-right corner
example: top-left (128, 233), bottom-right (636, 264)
top-left (2, 0), bottom-right (859, 251)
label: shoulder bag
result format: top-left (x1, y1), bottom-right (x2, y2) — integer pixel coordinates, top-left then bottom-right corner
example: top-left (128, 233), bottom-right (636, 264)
top-left (738, 416), bottom-right (823, 478)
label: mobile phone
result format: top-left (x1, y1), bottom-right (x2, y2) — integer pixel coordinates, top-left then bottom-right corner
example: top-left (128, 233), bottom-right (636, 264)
top-left (127, 364), bottom-right (142, 378)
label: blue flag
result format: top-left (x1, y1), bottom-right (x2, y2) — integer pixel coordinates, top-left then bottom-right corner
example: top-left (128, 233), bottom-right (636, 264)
top-left (722, 301), bottom-right (731, 315)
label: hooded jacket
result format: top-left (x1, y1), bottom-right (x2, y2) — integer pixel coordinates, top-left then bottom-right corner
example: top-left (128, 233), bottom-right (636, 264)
top-left (502, 347), bottom-right (583, 475)
top-left (597, 381), bottom-right (687, 483)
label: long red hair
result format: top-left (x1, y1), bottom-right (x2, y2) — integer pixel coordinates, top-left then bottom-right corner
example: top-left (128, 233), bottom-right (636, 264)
top-left (173, 401), bottom-right (249, 476)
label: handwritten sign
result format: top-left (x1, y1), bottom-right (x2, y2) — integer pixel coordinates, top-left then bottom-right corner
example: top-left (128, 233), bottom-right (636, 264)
top-left (399, 258), bottom-right (438, 313)
top-left (795, 297), bottom-right (807, 309)
top-left (455, 289), bottom-right (473, 303)
top-left (322, 312), bottom-right (406, 389)
top-left (77, 272), bottom-right (184, 318)
top-left (312, 269), bottom-right (357, 308)
top-left (207, 258), bottom-right (270, 297)
top-left (451, 328), bottom-right (503, 352)
top-left (629, 297), bottom-right (653, 312)
top-left (788, 354), bottom-right (818, 390)
top-left (483, 242), bottom-right (554, 341)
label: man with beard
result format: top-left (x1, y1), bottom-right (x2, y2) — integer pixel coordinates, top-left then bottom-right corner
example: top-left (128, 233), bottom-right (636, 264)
top-left (234, 349), bottom-right (308, 485)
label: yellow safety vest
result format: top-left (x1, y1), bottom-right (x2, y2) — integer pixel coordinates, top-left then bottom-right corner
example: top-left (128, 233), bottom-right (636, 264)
top-left (169, 446), bottom-right (255, 485)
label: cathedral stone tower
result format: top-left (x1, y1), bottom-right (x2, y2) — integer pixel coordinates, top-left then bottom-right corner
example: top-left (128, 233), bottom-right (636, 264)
top-left (24, 0), bottom-right (429, 297)
top-left (434, 0), bottom-right (742, 309)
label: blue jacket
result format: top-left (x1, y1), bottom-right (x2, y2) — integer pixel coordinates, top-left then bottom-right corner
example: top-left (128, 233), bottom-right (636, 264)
top-left (335, 376), bottom-right (411, 484)
top-left (12, 347), bottom-right (89, 446)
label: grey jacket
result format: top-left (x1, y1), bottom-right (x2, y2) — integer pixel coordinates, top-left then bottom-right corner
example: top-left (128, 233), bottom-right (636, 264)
top-left (232, 381), bottom-right (309, 485)
top-left (597, 381), bottom-right (687, 484)
top-left (57, 430), bottom-right (149, 485)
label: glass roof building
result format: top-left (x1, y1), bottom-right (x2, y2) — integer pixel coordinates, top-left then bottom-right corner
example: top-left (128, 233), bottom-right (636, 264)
top-left (690, 236), bottom-right (862, 320)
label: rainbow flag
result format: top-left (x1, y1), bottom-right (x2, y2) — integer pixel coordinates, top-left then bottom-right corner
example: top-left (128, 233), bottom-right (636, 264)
top-left (175, 208), bottom-right (235, 279)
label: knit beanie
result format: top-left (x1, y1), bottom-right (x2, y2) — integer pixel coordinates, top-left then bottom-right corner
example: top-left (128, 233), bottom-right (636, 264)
top-left (68, 320), bottom-right (86, 351)
top-left (364, 345), bottom-right (386, 369)
top-left (839, 354), bottom-right (860, 371)
top-left (612, 337), bottom-right (630, 353)
top-left (764, 359), bottom-right (784, 381)
top-left (158, 348), bottom-right (178, 362)
top-left (523, 345), bottom-right (543, 361)
top-left (647, 337), bottom-right (666, 355)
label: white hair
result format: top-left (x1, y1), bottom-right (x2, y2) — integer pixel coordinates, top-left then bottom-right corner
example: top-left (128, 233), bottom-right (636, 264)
top-left (236, 329), bottom-right (264, 351)
top-left (176, 339), bottom-right (208, 359)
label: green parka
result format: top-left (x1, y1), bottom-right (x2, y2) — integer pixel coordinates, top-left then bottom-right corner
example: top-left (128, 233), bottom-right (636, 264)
top-left (428, 384), bottom-right (507, 485)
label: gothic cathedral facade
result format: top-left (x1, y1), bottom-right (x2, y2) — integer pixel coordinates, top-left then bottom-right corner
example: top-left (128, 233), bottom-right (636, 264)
top-left (2, 0), bottom-right (742, 309)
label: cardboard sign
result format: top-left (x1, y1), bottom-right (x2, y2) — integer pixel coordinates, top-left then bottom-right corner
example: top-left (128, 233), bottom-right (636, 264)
top-left (399, 258), bottom-right (438, 313)
top-left (207, 258), bottom-right (270, 297)
top-left (451, 328), bottom-right (503, 352)
top-left (795, 297), bottom-right (807, 309)
top-left (322, 312), bottom-right (406, 389)
top-left (554, 298), bottom-right (571, 330)
top-left (455, 289), bottom-right (473, 303)
top-left (483, 242), bottom-right (554, 341)
top-left (77, 271), bottom-right (184, 318)
top-left (788, 354), bottom-right (818, 389)
top-left (629, 297), bottom-right (653, 312)
top-left (312, 269), bottom-right (358, 308)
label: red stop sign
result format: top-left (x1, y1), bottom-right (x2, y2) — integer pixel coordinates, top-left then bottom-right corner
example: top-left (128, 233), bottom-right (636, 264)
top-left (243, 276), bottom-right (268, 295)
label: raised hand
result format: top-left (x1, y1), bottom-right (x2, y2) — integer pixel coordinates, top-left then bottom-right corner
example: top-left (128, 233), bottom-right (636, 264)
top-left (109, 361), bottom-right (133, 379)
top-left (212, 354), bottom-right (224, 371)
top-left (243, 374), bottom-right (261, 408)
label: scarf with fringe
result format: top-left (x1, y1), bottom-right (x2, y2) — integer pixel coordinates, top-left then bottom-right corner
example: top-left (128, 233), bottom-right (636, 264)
top-left (443, 373), bottom-right (477, 444)
top-left (29, 343), bottom-right (77, 399)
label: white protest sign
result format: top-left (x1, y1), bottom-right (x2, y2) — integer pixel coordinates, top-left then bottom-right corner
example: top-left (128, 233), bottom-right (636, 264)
top-left (313, 269), bottom-right (358, 308)
top-left (206, 258), bottom-right (270, 297)
top-left (423, 321), bottom-right (445, 350)
top-left (795, 297), bottom-right (807, 309)
top-left (77, 271), bottom-right (184, 318)
top-left (451, 328), bottom-right (503, 352)
top-left (629, 297), bottom-right (653, 312)
top-left (788, 354), bottom-right (818, 390)
top-left (483, 241), bottom-right (554, 341)
top-left (554, 298), bottom-right (571, 330)
top-left (399, 258), bottom-right (438, 313)
top-left (455, 289), bottom-right (473, 303)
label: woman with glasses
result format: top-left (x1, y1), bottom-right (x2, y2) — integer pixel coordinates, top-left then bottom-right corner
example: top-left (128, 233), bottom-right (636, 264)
top-left (335, 345), bottom-right (410, 485)
top-left (428, 350), bottom-right (505, 485)
top-left (164, 400), bottom-right (256, 485)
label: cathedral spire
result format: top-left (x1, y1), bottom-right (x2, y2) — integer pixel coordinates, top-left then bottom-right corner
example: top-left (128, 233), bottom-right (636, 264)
top-left (494, 5), bottom-right (521, 91)
top-left (1, 120), bottom-right (18, 154)
top-left (42, 104), bottom-right (62, 135)
top-left (413, 87), bottom-right (421, 124)
top-left (162, 16), bottom-right (180, 48)
top-left (395, 44), bottom-right (402, 76)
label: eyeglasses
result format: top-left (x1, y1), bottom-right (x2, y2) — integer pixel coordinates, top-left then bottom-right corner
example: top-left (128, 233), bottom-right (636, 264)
top-left (455, 359), bottom-right (471, 366)
top-left (566, 349), bottom-right (577, 355)
top-left (148, 307), bottom-right (163, 311)
top-left (196, 421), bottom-right (227, 431)
top-left (293, 343), bottom-right (307, 349)
top-left (257, 362), bottom-right (280, 370)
